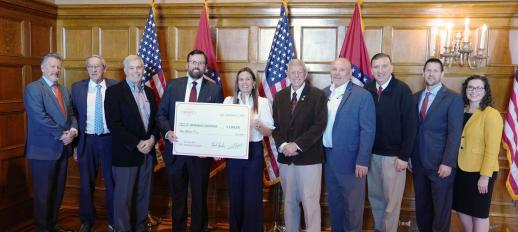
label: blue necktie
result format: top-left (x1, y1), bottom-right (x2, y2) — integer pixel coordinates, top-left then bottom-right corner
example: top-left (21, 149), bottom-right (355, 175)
top-left (94, 84), bottom-right (104, 135)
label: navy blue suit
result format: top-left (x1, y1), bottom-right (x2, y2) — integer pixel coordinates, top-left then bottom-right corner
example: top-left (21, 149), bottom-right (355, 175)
top-left (157, 76), bottom-right (223, 232)
top-left (323, 82), bottom-right (376, 231)
top-left (71, 78), bottom-right (117, 226)
top-left (24, 77), bottom-right (77, 232)
top-left (412, 85), bottom-right (463, 232)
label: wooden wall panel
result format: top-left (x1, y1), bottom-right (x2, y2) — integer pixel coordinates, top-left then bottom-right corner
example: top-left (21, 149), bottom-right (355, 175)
top-left (63, 27), bottom-right (92, 59)
top-left (0, 16), bottom-right (22, 57)
top-left (0, 66), bottom-right (23, 101)
top-left (487, 28), bottom-right (512, 66)
top-left (54, 1), bottom-right (518, 231)
top-left (391, 28), bottom-right (429, 64)
top-left (174, 27), bottom-right (197, 62)
top-left (100, 27), bottom-right (130, 60)
top-left (301, 27), bottom-right (337, 62)
top-left (364, 28), bottom-right (383, 59)
top-left (30, 23), bottom-right (52, 57)
top-left (0, 0), bottom-right (56, 230)
top-left (217, 28), bottom-right (249, 62)
top-left (258, 27), bottom-right (275, 63)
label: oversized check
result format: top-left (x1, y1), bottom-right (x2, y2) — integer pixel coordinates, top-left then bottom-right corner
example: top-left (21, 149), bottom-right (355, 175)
top-left (173, 102), bottom-right (250, 159)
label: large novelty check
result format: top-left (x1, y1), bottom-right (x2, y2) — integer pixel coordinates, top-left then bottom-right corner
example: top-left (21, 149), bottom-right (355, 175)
top-left (173, 102), bottom-right (250, 159)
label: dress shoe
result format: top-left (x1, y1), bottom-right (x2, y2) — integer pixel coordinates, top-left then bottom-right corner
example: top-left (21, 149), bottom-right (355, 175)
top-left (107, 224), bottom-right (115, 232)
top-left (79, 223), bottom-right (91, 232)
top-left (51, 225), bottom-right (73, 232)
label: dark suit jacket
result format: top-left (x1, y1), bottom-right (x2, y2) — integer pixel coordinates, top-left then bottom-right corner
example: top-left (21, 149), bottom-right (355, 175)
top-left (23, 77), bottom-right (77, 160)
top-left (71, 78), bottom-right (118, 159)
top-left (324, 82), bottom-right (376, 174)
top-left (272, 84), bottom-right (327, 165)
top-left (104, 80), bottom-right (158, 167)
top-left (156, 76), bottom-right (224, 165)
top-left (412, 85), bottom-right (463, 171)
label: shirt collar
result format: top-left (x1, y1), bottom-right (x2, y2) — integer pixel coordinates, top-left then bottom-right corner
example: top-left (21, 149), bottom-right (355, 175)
top-left (187, 74), bottom-right (202, 86)
top-left (425, 83), bottom-right (443, 96)
top-left (89, 79), bottom-right (106, 89)
top-left (376, 75), bottom-right (392, 90)
top-left (42, 76), bottom-right (55, 87)
top-left (125, 79), bottom-right (142, 93)
top-left (330, 81), bottom-right (348, 96)
top-left (290, 82), bottom-right (306, 98)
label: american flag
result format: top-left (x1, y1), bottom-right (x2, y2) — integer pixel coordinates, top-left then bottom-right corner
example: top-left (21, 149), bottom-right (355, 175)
top-left (138, 7), bottom-right (166, 100)
top-left (503, 68), bottom-right (518, 200)
top-left (259, 3), bottom-right (295, 185)
top-left (138, 6), bottom-right (167, 169)
top-left (339, 2), bottom-right (373, 86)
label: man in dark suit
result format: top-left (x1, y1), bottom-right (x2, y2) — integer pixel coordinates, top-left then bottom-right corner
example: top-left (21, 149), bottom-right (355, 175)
top-left (23, 53), bottom-right (76, 232)
top-left (157, 49), bottom-right (223, 232)
top-left (322, 58), bottom-right (376, 232)
top-left (71, 55), bottom-right (117, 232)
top-left (411, 58), bottom-right (463, 232)
top-left (272, 59), bottom-right (327, 232)
top-left (104, 55), bottom-right (158, 232)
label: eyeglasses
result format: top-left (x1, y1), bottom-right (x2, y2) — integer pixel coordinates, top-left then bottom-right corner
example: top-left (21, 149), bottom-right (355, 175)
top-left (188, 61), bottom-right (206, 66)
top-left (466, 86), bottom-right (485, 92)
top-left (87, 65), bottom-right (103, 70)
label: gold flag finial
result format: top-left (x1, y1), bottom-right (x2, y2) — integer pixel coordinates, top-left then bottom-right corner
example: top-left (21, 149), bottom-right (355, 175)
top-left (282, 0), bottom-right (288, 9)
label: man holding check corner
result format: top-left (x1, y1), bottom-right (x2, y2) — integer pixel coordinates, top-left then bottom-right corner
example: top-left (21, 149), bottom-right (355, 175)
top-left (157, 49), bottom-right (223, 232)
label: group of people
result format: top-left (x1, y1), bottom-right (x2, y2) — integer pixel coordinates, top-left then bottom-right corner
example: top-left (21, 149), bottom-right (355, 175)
top-left (23, 49), bottom-right (502, 232)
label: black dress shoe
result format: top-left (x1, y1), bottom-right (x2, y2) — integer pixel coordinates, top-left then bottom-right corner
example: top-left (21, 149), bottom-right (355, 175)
top-left (79, 223), bottom-right (91, 232)
top-left (51, 225), bottom-right (73, 232)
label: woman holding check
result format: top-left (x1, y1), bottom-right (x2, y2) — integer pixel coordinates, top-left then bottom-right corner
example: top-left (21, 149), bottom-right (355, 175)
top-left (453, 75), bottom-right (503, 232)
top-left (223, 67), bottom-right (274, 232)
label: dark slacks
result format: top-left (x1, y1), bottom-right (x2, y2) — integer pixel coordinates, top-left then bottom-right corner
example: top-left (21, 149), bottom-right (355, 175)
top-left (226, 142), bottom-right (264, 232)
top-left (78, 134), bottom-right (114, 226)
top-left (166, 155), bottom-right (212, 232)
top-left (112, 154), bottom-right (153, 232)
top-left (413, 162), bottom-right (456, 232)
top-left (29, 150), bottom-right (69, 232)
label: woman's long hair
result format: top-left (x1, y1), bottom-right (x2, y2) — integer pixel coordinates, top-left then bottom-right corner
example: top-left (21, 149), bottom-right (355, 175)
top-left (233, 67), bottom-right (259, 113)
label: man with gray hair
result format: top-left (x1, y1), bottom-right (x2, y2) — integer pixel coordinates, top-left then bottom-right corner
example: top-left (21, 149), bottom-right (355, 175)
top-left (24, 53), bottom-right (77, 232)
top-left (71, 55), bottom-right (118, 232)
top-left (272, 59), bottom-right (327, 232)
top-left (105, 55), bottom-right (158, 232)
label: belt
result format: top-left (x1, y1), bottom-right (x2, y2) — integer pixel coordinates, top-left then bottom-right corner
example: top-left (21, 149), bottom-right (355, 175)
top-left (86, 133), bottom-right (111, 137)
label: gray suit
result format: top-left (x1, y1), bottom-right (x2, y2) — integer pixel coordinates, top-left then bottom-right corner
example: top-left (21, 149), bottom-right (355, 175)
top-left (323, 82), bottom-right (376, 232)
top-left (24, 77), bottom-right (77, 231)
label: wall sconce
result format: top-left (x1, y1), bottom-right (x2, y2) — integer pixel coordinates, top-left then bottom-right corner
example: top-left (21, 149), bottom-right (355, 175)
top-left (436, 18), bottom-right (488, 69)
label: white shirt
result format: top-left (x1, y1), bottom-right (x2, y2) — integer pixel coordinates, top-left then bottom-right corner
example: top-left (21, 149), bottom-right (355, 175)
top-left (184, 75), bottom-right (202, 102)
top-left (223, 94), bottom-right (275, 142)
top-left (376, 75), bottom-right (392, 91)
top-left (323, 82), bottom-right (348, 148)
top-left (86, 79), bottom-right (110, 134)
top-left (290, 83), bottom-right (305, 101)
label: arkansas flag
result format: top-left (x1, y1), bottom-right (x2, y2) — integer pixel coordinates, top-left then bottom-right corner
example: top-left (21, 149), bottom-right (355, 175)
top-left (339, 1), bottom-right (373, 85)
top-left (194, 2), bottom-right (225, 177)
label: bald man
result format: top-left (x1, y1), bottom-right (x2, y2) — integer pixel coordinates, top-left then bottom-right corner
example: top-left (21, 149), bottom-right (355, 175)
top-left (323, 58), bottom-right (376, 232)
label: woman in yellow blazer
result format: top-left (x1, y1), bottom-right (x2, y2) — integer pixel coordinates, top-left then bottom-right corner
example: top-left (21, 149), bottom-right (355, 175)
top-left (453, 75), bottom-right (503, 232)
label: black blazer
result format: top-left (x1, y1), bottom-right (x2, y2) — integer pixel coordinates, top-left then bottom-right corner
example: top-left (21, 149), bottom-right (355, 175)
top-left (156, 76), bottom-right (224, 165)
top-left (105, 80), bottom-right (158, 167)
top-left (272, 84), bottom-right (327, 165)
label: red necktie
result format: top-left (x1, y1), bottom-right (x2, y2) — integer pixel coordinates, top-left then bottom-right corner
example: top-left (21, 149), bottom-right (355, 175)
top-left (377, 86), bottom-right (383, 99)
top-left (291, 92), bottom-right (298, 112)
top-left (189, 81), bottom-right (197, 102)
top-left (52, 84), bottom-right (66, 116)
top-left (420, 92), bottom-right (431, 119)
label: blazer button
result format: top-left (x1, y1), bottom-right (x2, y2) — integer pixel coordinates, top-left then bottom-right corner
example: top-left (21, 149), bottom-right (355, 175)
top-left (461, 146), bottom-right (464, 149)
